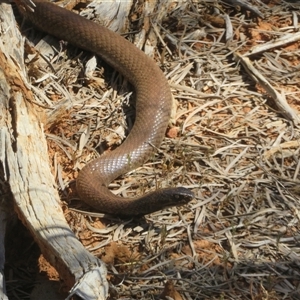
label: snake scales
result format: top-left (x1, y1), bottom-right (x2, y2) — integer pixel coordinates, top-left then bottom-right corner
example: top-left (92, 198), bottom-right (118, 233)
top-left (16, 0), bottom-right (194, 216)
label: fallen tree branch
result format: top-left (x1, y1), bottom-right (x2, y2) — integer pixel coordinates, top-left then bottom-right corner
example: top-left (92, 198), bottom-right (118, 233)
top-left (235, 53), bottom-right (300, 125)
top-left (0, 3), bottom-right (108, 299)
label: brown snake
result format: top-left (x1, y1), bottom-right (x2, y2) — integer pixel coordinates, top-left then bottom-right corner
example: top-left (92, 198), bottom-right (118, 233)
top-left (16, 0), bottom-right (194, 216)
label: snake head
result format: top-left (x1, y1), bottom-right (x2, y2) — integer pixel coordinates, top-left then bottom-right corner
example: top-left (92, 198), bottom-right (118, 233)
top-left (123, 187), bottom-right (194, 217)
top-left (160, 187), bottom-right (194, 208)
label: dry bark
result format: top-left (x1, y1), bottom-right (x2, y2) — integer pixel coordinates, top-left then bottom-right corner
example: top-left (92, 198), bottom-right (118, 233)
top-left (0, 3), bottom-right (108, 299)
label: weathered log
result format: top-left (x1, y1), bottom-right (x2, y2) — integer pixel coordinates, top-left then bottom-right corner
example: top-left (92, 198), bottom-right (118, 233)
top-left (0, 3), bottom-right (108, 299)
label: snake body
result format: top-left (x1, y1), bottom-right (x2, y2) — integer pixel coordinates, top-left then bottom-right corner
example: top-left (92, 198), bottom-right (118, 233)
top-left (17, 0), bottom-right (194, 216)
